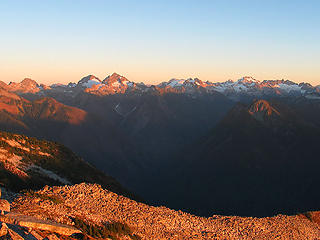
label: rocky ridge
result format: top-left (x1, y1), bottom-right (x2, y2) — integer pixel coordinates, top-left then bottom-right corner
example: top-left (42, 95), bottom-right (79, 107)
top-left (11, 183), bottom-right (320, 240)
top-left (0, 131), bottom-right (132, 199)
top-left (248, 99), bottom-right (281, 123)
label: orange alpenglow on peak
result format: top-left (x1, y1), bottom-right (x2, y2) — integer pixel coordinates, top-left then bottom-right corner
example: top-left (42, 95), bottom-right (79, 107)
top-left (247, 99), bottom-right (282, 123)
top-left (102, 73), bottom-right (129, 84)
top-left (248, 100), bottom-right (280, 116)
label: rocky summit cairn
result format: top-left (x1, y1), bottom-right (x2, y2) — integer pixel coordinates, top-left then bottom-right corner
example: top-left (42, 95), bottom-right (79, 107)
top-left (0, 188), bottom-right (10, 215)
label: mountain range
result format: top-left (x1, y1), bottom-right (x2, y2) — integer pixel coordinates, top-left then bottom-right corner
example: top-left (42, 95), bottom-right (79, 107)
top-left (1, 73), bottom-right (320, 217)
top-left (3, 74), bottom-right (320, 100)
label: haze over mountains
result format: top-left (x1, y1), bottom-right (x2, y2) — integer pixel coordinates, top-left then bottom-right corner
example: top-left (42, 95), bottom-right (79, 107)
top-left (1, 73), bottom-right (320, 217)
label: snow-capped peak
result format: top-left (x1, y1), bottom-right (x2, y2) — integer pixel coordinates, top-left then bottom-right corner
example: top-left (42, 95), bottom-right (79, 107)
top-left (103, 73), bottom-right (127, 84)
top-left (185, 78), bottom-right (203, 86)
top-left (167, 79), bottom-right (185, 87)
top-left (159, 78), bottom-right (206, 88)
top-left (101, 73), bottom-right (134, 88)
top-left (78, 75), bottom-right (101, 88)
top-left (237, 76), bottom-right (260, 84)
top-left (207, 76), bottom-right (320, 100)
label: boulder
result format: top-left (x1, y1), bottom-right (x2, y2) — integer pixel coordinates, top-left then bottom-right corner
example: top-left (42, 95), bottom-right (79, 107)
top-left (0, 222), bottom-right (8, 237)
top-left (0, 200), bottom-right (10, 214)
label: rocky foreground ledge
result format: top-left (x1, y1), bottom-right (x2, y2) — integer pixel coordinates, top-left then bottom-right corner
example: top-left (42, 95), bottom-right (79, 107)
top-left (6, 183), bottom-right (320, 239)
top-left (0, 187), bottom-right (82, 239)
top-left (0, 212), bottom-right (81, 234)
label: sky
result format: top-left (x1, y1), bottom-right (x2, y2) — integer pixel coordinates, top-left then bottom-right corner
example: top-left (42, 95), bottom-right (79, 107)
top-left (0, 0), bottom-right (319, 85)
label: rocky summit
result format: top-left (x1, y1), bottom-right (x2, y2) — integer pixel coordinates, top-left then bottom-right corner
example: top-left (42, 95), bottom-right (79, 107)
top-left (10, 183), bottom-right (320, 240)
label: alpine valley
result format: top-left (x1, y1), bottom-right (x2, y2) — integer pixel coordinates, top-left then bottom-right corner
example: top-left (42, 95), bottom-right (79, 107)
top-left (1, 73), bottom-right (320, 221)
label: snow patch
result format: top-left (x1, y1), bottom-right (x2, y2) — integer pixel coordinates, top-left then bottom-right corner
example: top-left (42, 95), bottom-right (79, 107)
top-left (168, 79), bottom-right (185, 87)
top-left (51, 83), bottom-right (67, 88)
top-left (212, 85), bottom-right (228, 93)
top-left (112, 81), bottom-right (121, 87)
top-left (114, 103), bottom-right (123, 116)
top-left (276, 83), bottom-right (301, 93)
top-left (233, 83), bottom-right (248, 92)
top-left (238, 76), bottom-right (260, 84)
top-left (29, 165), bottom-right (71, 185)
top-left (127, 82), bottom-right (134, 87)
top-left (82, 79), bottom-right (101, 88)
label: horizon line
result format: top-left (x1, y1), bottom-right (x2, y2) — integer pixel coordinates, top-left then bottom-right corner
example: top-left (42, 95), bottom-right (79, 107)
top-left (2, 73), bottom-right (319, 87)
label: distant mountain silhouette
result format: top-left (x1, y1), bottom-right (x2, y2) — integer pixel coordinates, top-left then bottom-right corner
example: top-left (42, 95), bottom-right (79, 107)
top-left (168, 99), bottom-right (320, 216)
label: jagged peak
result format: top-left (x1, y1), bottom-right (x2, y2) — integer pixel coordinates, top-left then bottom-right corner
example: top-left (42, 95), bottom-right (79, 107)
top-left (78, 75), bottom-right (101, 88)
top-left (109, 72), bottom-right (122, 79)
top-left (166, 78), bottom-right (185, 87)
top-left (160, 77), bottom-right (205, 88)
top-left (186, 77), bottom-right (202, 83)
top-left (103, 72), bottom-right (129, 84)
top-left (78, 75), bottom-right (101, 83)
top-left (21, 78), bottom-right (38, 85)
top-left (237, 76), bottom-right (260, 84)
top-left (248, 99), bottom-right (280, 122)
top-left (8, 78), bottom-right (39, 87)
top-left (299, 82), bottom-right (313, 88)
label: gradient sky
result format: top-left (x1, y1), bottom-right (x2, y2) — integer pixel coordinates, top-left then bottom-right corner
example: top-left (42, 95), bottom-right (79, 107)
top-left (0, 0), bottom-right (319, 85)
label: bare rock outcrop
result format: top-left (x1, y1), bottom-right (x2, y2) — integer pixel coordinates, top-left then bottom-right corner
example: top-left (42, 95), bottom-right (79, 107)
top-left (11, 183), bottom-right (320, 239)
top-left (0, 199), bottom-right (10, 214)
top-left (0, 220), bottom-right (76, 239)
top-left (0, 189), bottom-right (11, 215)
